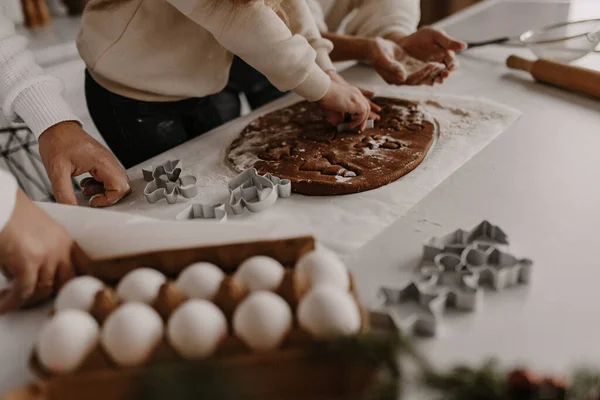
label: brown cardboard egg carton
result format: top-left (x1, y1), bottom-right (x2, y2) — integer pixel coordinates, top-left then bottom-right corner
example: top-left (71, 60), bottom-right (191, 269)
top-left (30, 269), bottom-right (368, 379)
top-left (6, 236), bottom-right (387, 400)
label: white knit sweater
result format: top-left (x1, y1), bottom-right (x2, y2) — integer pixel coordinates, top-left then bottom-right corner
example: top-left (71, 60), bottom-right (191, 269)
top-left (0, 11), bottom-right (80, 232)
top-left (307, 0), bottom-right (420, 38)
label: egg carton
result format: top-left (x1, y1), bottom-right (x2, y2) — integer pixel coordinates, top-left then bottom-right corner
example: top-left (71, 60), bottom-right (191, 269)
top-left (379, 221), bottom-right (533, 337)
top-left (31, 240), bottom-right (368, 380)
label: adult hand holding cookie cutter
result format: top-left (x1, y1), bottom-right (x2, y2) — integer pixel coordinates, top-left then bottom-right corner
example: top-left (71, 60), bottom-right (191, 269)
top-left (142, 160), bottom-right (198, 204)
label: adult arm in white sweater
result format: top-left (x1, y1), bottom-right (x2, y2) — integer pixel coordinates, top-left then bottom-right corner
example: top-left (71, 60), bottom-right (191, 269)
top-left (0, 11), bottom-right (77, 230)
top-left (306, 0), bottom-right (420, 39)
top-left (0, 12), bottom-right (130, 210)
top-left (0, 12), bottom-right (124, 313)
top-left (166, 0), bottom-right (372, 127)
top-left (307, 0), bottom-right (467, 86)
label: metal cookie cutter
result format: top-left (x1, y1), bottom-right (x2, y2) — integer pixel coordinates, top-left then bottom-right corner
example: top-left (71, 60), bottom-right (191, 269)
top-left (380, 221), bottom-right (533, 337)
top-left (175, 203), bottom-right (228, 222)
top-left (377, 277), bottom-right (447, 337)
top-left (175, 169), bottom-right (292, 222)
top-left (425, 253), bottom-right (484, 312)
top-left (227, 168), bottom-right (292, 215)
top-left (142, 160), bottom-right (198, 204)
top-left (423, 220), bottom-right (509, 262)
top-left (337, 113), bottom-right (375, 133)
top-left (461, 246), bottom-right (533, 290)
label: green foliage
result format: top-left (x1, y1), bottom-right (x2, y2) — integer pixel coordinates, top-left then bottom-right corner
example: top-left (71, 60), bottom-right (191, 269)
top-left (134, 335), bottom-right (600, 400)
top-left (137, 361), bottom-right (247, 400)
top-left (423, 360), bottom-right (509, 400)
top-left (568, 368), bottom-right (600, 399)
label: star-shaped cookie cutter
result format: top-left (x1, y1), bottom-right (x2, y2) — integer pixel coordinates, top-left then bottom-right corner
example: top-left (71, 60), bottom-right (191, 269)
top-left (378, 277), bottom-right (447, 337)
top-left (422, 252), bottom-right (484, 312)
top-left (142, 160), bottom-right (198, 204)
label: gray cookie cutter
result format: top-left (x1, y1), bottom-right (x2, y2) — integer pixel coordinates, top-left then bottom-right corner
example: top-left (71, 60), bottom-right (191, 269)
top-left (175, 168), bottom-right (291, 221)
top-left (380, 221), bottom-right (533, 337)
top-left (227, 168), bottom-right (291, 215)
top-left (423, 220), bottom-right (509, 262)
top-left (424, 252), bottom-right (484, 312)
top-left (460, 246), bottom-right (533, 290)
top-left (176, 203), bottom-right (228, 222)
top-left (337, 118), bottom-right (375, 133)
top-left (142, 160), bottom-right (198, 204)
top-left (378, 278), bottom-right (447, 337)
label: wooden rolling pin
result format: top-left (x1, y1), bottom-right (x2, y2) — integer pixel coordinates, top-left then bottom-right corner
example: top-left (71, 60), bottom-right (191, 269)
top-left (507, 55), bottom-right (600, 99)
top-left (21, 0), bottom-right (52, 28)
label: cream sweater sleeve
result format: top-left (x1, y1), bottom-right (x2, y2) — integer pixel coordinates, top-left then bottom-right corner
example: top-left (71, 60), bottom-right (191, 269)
top-left (345, 0), bottom-right (421, 38)
top-left (0, 168), bottom-right (17, 233)
top-left (0, 12), bottom-right (80, 137)
top-left (166, 0), bottom-right (331, 102)
top-left (284, 0), bottom-right (335, 72)
top-left (305, 0), bottom-right (328, 33)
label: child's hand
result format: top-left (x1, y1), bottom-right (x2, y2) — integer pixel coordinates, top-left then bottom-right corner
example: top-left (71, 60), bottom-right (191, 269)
top-left (319, 80), bottom-right (372, 130)
top-left (326, 70), bottom-right (382, 119)
top-left (0, 190), bottom-right (78, 313)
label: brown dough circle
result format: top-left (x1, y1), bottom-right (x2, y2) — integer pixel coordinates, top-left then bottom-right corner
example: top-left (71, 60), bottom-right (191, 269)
top-left (227, 97), bottom-right (437, 196)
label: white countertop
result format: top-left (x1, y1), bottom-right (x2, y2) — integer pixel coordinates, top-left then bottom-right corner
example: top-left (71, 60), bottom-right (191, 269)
top-left (1, 0), bottom-right (600, 396)
top-left (348, 0), bottom-right (600, 379)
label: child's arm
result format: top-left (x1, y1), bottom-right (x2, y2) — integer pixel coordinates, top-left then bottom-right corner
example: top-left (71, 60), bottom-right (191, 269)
top-left (282, 0), bottom-right (335, 73)
top-left (304, 0), bottom-right (329, 35)
top-left (167, 0), bottom-right (329, 101)
top-left (166, 0), bottom-right (371, 128)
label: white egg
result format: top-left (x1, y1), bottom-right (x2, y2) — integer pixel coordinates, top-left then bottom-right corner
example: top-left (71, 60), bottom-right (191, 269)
top-left (36, 310), bottom-right (99, 374)
top-left (176, 262), bottom-right (225, 300)
top-left (167, 300), bottom-right (227, 359)
top-left (101, 303), bottom-right (164, 367)
top-left (116, 268), bottom-right (166, 304)
top-left (235, 256), bottom-right (285, 292)
top-left (233, 291), bottom-right (292, 352)
top-left (297, 285), bottom-right (361, 339)
top-left (296, 249), bottom-right (349, 291)
top-left (55, 276), bottom-right (105, 312)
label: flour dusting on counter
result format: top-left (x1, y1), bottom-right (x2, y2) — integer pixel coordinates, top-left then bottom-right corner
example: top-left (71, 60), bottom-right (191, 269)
top-left (109, 89), bottom-right (520, 256)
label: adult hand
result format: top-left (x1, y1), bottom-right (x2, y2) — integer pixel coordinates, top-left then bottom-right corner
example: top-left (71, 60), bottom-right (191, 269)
top-left (365, 37), bottom-right (446, 86)
top-left (38, 121), bottom-right (131, 207)
top-left (387, 27), bottom-right (467, 72)
top-left (0, 190), bottom-right (78, 313)
top-left (326, 70), bottom-right (381, 119)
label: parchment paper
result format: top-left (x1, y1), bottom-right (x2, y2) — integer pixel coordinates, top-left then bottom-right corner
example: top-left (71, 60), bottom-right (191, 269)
top-left (105, 87), bottom-right (521, 255)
